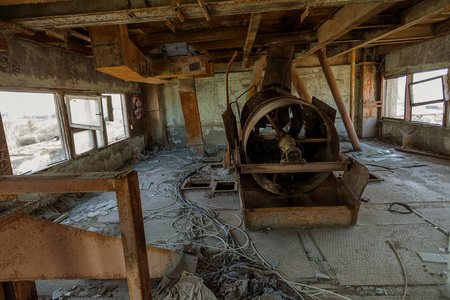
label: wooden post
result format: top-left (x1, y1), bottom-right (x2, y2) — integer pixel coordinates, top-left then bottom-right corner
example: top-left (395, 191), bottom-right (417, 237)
top-left (246, 55), bottom-right (266, 102)
top-left (115, 171), bottom-right (152, 300)
top-left (178, 77), bottom-right (205, 155)
top-left (317, 49), bottom-right (362, 151)
top-left (291, 66), bottom-right (312, 103)
top-left (350, 49), bottom-right (356, 122)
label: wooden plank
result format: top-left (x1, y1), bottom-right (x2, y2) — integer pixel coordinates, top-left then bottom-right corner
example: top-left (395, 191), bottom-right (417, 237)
top-left (115, 171), bottom-right (152, 300)
top-left (12, 282), bottom-right (38, 300)
top-left (0, 0), bottom-right (69, 4)
top-left (0, 20), bottom-right (34, 35)
top-left (240, 162), bottom-right (348, 174)
top-left (5, 0), bottom-right (407, 30)
top-left (294, 2), bottom-right (393, 62)
top-left (241, 13), bottom-right (262, 69)
top-left (178, 77), bottom-right (204, 154)
top-left (132, 26), bottom-right (249, 47)
top-left (197, 0), bottom-right (210, 21)
top-left (329, 0), bottom-right (449, 59)
top-left (350, 49), bottom-right (356, 122)
top-left (189, 30), bottom-right (316, 51)
top-left (0, 114), bottom-right (17, 201)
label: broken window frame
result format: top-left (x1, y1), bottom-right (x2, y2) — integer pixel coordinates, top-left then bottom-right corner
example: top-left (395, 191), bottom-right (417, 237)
top-left (407, 74), bottom-right (449, 126)
top-left (101, 93), bottom-right (130, 145)
top-left (65, 95), bottom-right (108, 156)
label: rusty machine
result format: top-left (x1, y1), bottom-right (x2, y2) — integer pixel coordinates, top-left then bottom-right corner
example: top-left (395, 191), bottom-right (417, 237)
top-left (223, 46), bottom-right (369, 229)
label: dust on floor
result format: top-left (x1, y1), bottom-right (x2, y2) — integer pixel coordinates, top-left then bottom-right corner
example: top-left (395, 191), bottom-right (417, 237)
top-left (33, 140), bottom-right (450, 299)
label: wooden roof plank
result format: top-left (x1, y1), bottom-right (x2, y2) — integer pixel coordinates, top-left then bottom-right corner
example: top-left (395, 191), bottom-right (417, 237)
top-left (242, 13), bottom-right (262, 69)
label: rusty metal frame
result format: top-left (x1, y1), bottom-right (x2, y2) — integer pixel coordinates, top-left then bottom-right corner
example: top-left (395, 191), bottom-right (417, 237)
top-left (0, 170), bottom-right (182, 300)
top-left (239, 162), bottom-right (349, 174)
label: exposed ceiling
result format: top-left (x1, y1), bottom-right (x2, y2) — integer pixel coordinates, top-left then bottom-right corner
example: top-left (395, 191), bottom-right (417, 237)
top-left (0, 0), bottom-right (449, 73)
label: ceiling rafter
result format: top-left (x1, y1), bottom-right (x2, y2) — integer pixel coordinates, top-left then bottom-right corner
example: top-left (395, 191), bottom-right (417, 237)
top-left (327, 0), bottom-right (450, 59)
top-left (241, 13), bottom-right (262, 69)
top-left (294, 1), bottom-right (395, 63)
top-left (3, 0), bottom-right (407, 30)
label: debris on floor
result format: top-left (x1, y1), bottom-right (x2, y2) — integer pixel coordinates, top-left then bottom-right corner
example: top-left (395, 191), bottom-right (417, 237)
top-left (32, 140), bottom-right (450, 299)
top-left (154, 272), bottom-right (216, 300)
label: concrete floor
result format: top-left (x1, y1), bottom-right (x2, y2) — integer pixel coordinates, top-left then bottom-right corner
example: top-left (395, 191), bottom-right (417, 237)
top-left (34, 139), bottom-right (450, 299)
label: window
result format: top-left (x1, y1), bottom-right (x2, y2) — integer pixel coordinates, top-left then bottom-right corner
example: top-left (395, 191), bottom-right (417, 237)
top-left (102, 94), bottom-right (128, 144)
top-left (384, 76), bottom-right (406, 119)
top-left (409, 69), bottom-right (448, 126)
top-left (383, 68), bottom-right (449, 127)
top-left (65, 94), bottom-right (128, 156)
top-left (0, 92), bottom-right (68, 174)
top-left (66, 95), bottom-right (105, 155)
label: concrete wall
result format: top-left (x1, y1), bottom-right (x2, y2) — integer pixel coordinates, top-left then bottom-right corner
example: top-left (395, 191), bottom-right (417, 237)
top-left (160, 65), bottom-right (352, 147)
top-left (381, 119), bottom-right (450, 155)
top-left (0, 38), bottom-right (146, 205)
top-left (0, 38), bottom-right (140, 93)
top-left (382, 36), bottom-right (450, 155)
top-left (385, 35), bottom-right (450, 78)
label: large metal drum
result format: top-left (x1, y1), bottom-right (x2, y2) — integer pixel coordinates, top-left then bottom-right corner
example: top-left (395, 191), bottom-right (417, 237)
top-left (241, 87), bottom-right (339, 195)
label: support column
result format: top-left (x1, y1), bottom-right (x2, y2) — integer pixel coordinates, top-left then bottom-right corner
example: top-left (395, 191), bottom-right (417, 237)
top-left (350, 49), bottom-right (356, 122)
top-left (291, 66), bottom-right (312, 103)
top-left (178, 77), bottom-right (205, 155)
top-left (317, 49), bottom-right (362, 151)
top-left (115, 171), bottom-right (152, 300)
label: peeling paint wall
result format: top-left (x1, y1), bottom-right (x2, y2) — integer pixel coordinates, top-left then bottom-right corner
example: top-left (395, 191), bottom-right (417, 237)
top-left (385, 35), bottom-right (450, 78)
top-left (161, 65), bottom-right (352, 147)
top-left (381, 119), bottom-right (450, 155)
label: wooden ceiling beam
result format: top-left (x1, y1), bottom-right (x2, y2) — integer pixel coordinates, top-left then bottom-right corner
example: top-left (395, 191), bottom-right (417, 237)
top-left (294, 1), bottom-right (394, 62)
top-left (0, 0), bottom-right (70, 5)
top-left (132, 26), bottom-right (249, 47)
top-left (242, 13), bottom-right (262, 69)
top-left (328, 0), bottom-right (450, 59)
top-left (185, 30), bottom-right (316, 51)
top-left (3, 0), bottom-right (407, 30)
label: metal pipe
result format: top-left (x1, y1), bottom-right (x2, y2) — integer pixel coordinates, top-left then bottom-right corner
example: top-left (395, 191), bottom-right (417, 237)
top-left (291, 66), bottom-right (312, 103)
top-left (317, 48), bottom-right (362, 151)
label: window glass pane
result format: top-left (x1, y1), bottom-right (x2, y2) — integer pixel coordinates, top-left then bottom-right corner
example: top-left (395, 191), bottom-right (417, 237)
top-left (383, 76), bottom-right (406, 119)
top-left (413, 68), bottom-right (448, 82)
top-left (102, 94), bottom-right (128, 144)
top-left (0, 92), bottom-right (67, 174)
top-left (410, 77), bottom-right (444, 104)
top-left (68, 98), bottom-right (101, 127)
top-left (73, 130), bottom-right (94, 155)
top-left (411, 102), bottom-right (444, 126)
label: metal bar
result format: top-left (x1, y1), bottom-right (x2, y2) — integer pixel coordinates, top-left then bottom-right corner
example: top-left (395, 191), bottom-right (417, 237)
top-left (240, 162), bottom-right (348, 174)
top-left (115, 171), bottom-right (152, 300)
top-left (291, 66), bottom-right (312, 103)
top-left (0, 172), bottom-right (126, 194)
top-left (316, 48), bottom-right (362, 151)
